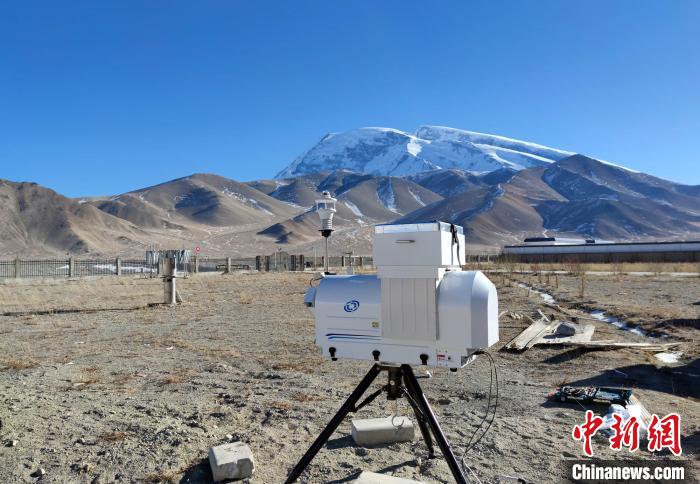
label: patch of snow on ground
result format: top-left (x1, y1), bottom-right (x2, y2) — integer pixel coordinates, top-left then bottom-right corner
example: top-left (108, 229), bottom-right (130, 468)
top-left (377, 180), bottom-right (399, 213)
top-left (343, 200), bottom-right (365, 218)
top-left (407, 187), bottom-right (426, 206)
top-left (589, 310), bottom-right (648, 337)
top-left (516, 282), bottom-right (657, 338)
top-left (222, 188), bottom-right (274, 216)
top-left (516, 283), bottom-right (556, 304)
top-left (654, 352), bottom-right (683, 364)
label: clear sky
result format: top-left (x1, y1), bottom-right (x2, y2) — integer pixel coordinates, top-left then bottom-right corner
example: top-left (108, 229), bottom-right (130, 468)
top-left (1, 1), bottom-right (698, 197)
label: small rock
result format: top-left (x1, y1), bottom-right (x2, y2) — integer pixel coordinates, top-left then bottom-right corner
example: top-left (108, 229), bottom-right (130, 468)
top-left (354, 447), bottom-right (369, 457)
top-left (225, 434), bottom-right (233, 441)
top-left (6, 440), bottom-right (18, 447)
top-left (438, 398), bottom-right (452, 405)
top-left (30, 468), bottom-right (45, 478)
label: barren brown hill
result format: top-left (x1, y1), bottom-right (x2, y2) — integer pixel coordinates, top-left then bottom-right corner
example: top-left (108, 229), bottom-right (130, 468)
top-left (94, 173), bottom-right (299, 228)
top-left (2, 154), bottom-right (698, 256)
top-left (400, 156), bottom-right (700, 246)
top-left (0, 179), bottom-right (146, 256)
top-left (256, 171), bottom-right (441, 244)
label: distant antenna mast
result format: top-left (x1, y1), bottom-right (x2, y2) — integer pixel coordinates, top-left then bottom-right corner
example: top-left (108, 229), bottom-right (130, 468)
top-left (315, 191), bottom-right (337, 274)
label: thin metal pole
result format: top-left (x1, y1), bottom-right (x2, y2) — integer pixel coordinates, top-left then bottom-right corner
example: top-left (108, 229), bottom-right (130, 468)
top-left (284, 364), bottom-right (382, 483)
top-left (402, 365), bottom-right (468, 484)
top-left (324, 236), bottom-right (329, 274)
top-left (402, 384), bottom-right (436, 458)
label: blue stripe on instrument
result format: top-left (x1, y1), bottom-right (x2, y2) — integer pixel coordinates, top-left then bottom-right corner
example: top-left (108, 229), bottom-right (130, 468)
top-left (326, 332), bottom-right (380, 341)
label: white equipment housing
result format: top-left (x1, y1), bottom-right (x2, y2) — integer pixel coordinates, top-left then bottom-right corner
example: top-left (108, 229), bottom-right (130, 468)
top-left (305, 222), bottom-right (498, 369)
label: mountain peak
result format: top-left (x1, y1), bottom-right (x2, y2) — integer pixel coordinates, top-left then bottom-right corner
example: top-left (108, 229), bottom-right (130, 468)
top-left (276, 125), bottom-right (578, 179)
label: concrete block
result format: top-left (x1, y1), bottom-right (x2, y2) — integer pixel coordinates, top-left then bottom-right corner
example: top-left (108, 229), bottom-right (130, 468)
top-left (208, 442), bottom-right (255, 482)
top-left (353, 471), bottom-right (423, 483)
top-left (351, 416), bottom-right (414, 446)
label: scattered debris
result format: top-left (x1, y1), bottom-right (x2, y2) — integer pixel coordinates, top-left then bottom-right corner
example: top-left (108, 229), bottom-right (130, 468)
top-left (538, 322), bottom-right (595, 345)
top-left (507, 314), bottom-right (678, 352)
top-left (500, 310), bottom-right (524, 320)
top-left (504, 314), bottom-right (555, 351)
top-left (505, 313), bottom-right (594, 351)
top-left (552, 386), bottom-right (632, 405)
top-left (627, 394), bottom-right (652, 430)
top-left (554, 341), bottom-right (680, 352)
top-left (600, 400), bottom-right (652, 436)
top-left (553, 387), bottom-right (653, 434)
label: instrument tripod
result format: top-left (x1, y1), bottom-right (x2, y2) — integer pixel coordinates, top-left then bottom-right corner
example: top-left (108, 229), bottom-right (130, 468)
top-left (284, 363), bottom-right (468, 483)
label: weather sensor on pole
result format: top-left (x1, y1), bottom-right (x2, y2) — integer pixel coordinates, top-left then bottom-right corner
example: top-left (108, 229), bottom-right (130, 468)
top-left (288, 222), bottom-right (500, 484)
top-left (315, 191), bottom-right (336, 274)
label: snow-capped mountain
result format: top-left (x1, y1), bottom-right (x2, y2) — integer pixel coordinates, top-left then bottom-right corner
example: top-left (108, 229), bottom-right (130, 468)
top-left (276, 126), bottom-right (576, 179)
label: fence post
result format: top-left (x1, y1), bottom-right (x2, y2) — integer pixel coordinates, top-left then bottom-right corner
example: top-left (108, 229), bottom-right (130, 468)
top-left (264, 256), bottom-right (270, 272)
top-left (14, 258), bottom-right (19, 278)
top-left (116, 257), bottom-right (122, 276)
top-left (298, 255), bottom-right (305, 271)
top-left (69, 257), bottom-right (75, 277)
top-left (194, 255), bottom-right (199, 273)
top-left (226, 257), bottom-right (232, 273)
top-left (255, 256), bottom-right (261, 271)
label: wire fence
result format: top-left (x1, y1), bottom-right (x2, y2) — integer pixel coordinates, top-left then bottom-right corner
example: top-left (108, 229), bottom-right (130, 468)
top-left (0, 258), bottom-right (161, 279)
top-left (0, 255), bottom-right (365, 280)
top-left (0, 252), bottom-right (511, 280)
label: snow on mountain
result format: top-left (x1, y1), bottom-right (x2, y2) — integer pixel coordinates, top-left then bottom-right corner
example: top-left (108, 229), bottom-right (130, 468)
top-left (276, 126), bottom-right (577, 179)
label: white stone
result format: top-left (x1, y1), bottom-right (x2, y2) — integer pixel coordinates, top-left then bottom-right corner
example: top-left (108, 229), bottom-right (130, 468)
top-left (353, 471), bottom-right (423, 483)
top-left (351, 416), bottom-right (414, 446)
top-left (208, 442), bottom-right (255, 482)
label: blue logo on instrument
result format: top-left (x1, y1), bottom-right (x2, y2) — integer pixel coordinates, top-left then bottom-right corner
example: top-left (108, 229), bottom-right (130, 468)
top-left (344, 300), bottom-right (360, 312)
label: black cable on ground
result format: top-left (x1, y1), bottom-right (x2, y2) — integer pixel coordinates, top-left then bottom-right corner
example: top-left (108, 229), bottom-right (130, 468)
top-left (460, 351), bottom-right (499, 478)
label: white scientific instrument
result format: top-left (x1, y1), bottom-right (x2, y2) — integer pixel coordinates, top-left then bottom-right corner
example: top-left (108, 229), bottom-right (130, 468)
top-left (305, 222), bottom-right (499, 369)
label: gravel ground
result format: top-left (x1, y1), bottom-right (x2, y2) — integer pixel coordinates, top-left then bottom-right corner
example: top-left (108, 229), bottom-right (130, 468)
top-left (0, 272), bottom-right (697, 483)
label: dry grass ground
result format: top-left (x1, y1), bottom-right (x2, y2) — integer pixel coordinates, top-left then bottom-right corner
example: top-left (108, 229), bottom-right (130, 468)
top-left (0, 272), bottom-right (697, 483)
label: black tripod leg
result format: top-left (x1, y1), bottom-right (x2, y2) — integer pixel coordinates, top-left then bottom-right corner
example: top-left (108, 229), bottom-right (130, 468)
top-left (403, 386), bottom-right (435, 458)
top-left (402, 365), bottom-right (468, 484)
top-left (284, 364), bottom-right (382, 484)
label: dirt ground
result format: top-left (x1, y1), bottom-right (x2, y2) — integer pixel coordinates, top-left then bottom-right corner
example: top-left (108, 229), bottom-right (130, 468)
top-left (0, 272), bottom-right (698, 483)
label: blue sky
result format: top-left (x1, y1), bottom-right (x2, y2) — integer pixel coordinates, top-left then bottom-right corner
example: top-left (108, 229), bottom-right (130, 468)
top-left (1, 1), bottom-right (698, 196)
